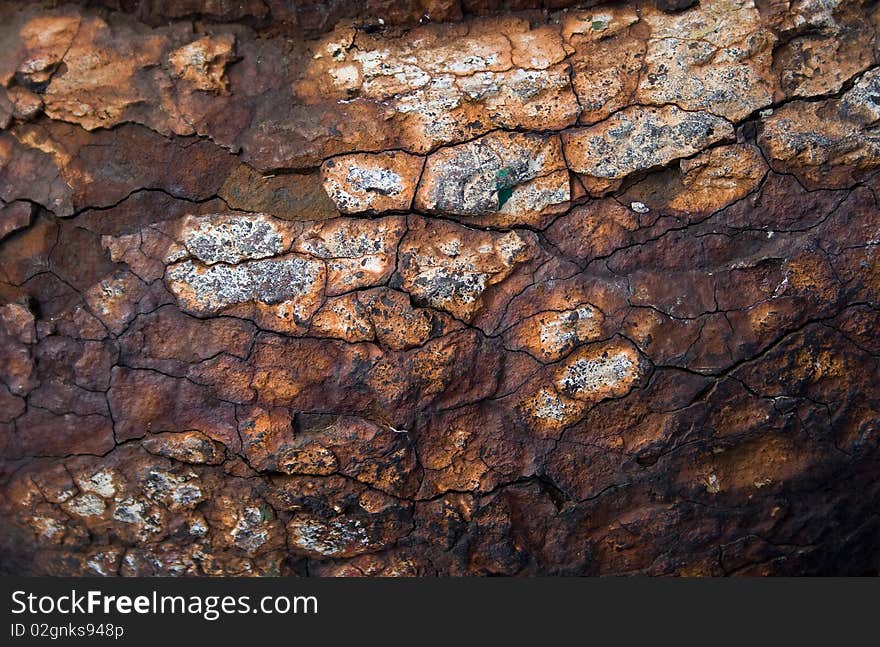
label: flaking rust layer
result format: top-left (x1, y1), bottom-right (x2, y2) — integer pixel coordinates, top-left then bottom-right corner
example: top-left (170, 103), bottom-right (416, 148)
top-left (1, 0), bottom-right (879, 576)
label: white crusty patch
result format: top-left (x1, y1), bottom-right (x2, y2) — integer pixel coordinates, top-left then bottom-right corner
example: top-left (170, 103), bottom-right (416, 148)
top-left (166, 254), bottom-right (324, 314)
top-left (531, 388), bottom-right (573, 421)
top-left (412, 266), bottom-right (489, 309)
top-left (178, 214), bottom-right (286, 265)
top-left (231, 507), bottom-right (270, 552)
top-left (142, 469), bottom-right (205, 510)
top-left (288, 517), bottom-right (371, 557)
top-left (113, 497), bottom-right (163, 536)
top-left (539, 306), bottom-right (599, 349)
top-left (559, 350), bottom-right (636, 396)
top-left (65, 493), bottom-right (107, 517)
top-left (76, 470), bottom-right (117, 498)
top-left (31, 515), bottom-right (65, 539)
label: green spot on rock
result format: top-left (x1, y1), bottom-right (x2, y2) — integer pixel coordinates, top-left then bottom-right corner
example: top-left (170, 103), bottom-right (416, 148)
top-left (497, 185), bottom-right (514, 209)
top-left (496, 168), bottom-right (516, 209)
top-left (592, 20), bottom-right (607, 30)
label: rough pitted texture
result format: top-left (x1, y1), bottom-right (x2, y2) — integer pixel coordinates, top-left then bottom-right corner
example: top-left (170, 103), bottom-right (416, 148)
top-left (1, 0), bottom-right (879, 577)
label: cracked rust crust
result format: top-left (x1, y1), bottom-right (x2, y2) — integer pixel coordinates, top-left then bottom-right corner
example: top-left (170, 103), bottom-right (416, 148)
top-left (1, 0), bottom-right (879, 576)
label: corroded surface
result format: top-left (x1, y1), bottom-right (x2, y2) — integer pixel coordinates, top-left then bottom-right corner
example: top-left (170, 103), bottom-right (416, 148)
top-left (1, 0), bottom-right (879, 576)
